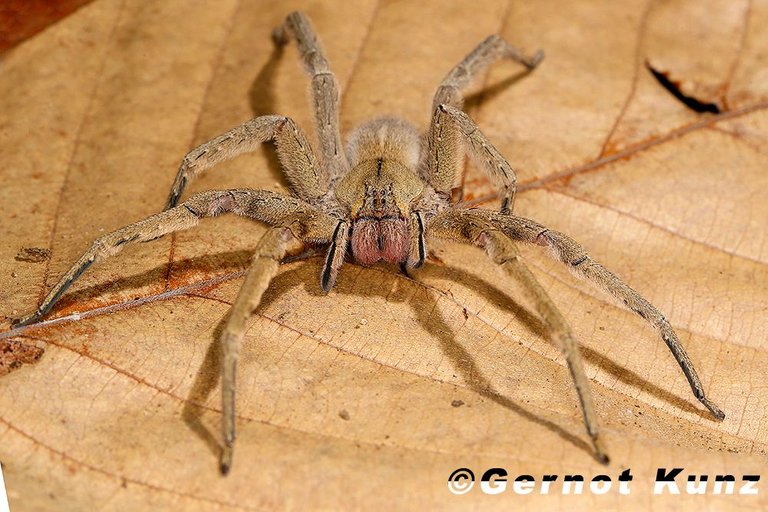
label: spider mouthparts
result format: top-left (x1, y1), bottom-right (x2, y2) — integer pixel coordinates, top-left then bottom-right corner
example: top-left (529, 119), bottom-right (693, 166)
top-left (351, 216), bottom-right (409, 265)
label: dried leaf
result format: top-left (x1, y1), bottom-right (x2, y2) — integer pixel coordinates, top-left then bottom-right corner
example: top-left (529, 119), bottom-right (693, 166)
top-left (1, 1), bottom-right (767, 510)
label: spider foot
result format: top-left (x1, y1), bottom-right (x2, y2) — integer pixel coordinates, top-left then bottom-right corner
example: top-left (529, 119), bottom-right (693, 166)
top-left (11, 312), bottom-right (39, 328)
top-left (701, 397), bottom-right (726, 421)
top-left (525, 49), bottom-right (545, 70)
top-left (165, 192), bottom-right (180, 211)
top-left (592, 436), bottom-right (610, 466)
top-left (220, 445), bottom-right (233, 476)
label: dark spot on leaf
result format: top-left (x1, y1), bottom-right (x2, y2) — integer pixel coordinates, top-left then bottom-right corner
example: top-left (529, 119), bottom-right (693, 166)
top-left (1, 338), bottom-right (44, 375)
top-left (647, 62), bottom-right (721, 113)
top-left (15, 247), bottom-right (51, 263)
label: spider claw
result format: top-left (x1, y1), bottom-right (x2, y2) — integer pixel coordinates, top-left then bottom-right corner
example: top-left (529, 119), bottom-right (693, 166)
top-left (701, 397), bottom-right (726, 421)
top-left (592, 436), bottom-right (610, 465)
top-left (320, 275), bottom-right (335, 293)
top-left (11, 312), bottom-right (38, 328)
top-left (500, 197), bottom-right (511, 214)
top-left (165, 193), bottom-right (179, 211)
top-left (220, 445), bottom-right (233, 476)
top-left (526, 49), bottom-right (545, 69)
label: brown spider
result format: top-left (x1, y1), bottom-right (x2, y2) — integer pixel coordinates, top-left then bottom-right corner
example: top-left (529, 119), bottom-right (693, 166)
top-left (14, 11), bottom-right (725, 474)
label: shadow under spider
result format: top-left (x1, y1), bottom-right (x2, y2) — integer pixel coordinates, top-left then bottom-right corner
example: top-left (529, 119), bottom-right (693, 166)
top-left (464, 69), bottom-right (536, 111)
top-left (247, 42), bottom-right (285, 184)
top-left (417, 263), bottom-right (706, 418)
top-left (182, 311), bottom-right (228, 460)
top-left (18, 242), bottom-right (708, 460)
top-left (406, 265), bottom-right (597, 460)
top-left (248, 41), bottom-right (282, 118)
top-left (49, 248), bottom-right (254, 314)
top-left (180, 255), bottom-right (707, 464)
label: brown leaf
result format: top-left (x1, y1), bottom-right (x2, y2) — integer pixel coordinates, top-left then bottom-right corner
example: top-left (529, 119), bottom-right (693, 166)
top-left (1, 1), bottom-right (767, 510)
top-left (0, 338), bottom-right (44, 375)
top-left (0, 0), bottom-right (94, 54)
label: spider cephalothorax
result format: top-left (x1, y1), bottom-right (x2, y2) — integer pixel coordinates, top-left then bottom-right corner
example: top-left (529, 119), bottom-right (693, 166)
top-left (14, 11), bottom-right (725, 475)
top-left (338, 117), bottom-right (426, 268)
top-left (347, 171), bottom-right (413, 266)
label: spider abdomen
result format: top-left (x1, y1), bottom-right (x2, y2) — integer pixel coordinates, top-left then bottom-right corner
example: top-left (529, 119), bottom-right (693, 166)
top-left (350, 216), bottom-right (409, 265)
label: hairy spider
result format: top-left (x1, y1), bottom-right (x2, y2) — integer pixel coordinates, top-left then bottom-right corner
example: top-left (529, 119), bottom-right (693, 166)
top-left (14, 11), bottom-right (725, 474)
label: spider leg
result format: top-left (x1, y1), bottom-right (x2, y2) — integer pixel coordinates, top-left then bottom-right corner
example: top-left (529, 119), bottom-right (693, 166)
top-left (432, 35), bottom-right (543, 113)
top-left (220, 227), bottom-right (292, 475)
top-left (273, 11), bottom-right (349, 182)
top-left (425, 36), bottom-right (543, 213)
top-left (320, 220), bottom-right (350, 292)
top-left (13, 189), bottom-right (338, 327)
top-left (408, 212), bottom-right (427, 269)
top-left (165, 116), bottom-right (327, 209)
top-left (434, 105), bottom-right (523, 214)
top-left (473, 209), bottom-right (726, 421)
top-left (429, 209), bottom-right (609, 464)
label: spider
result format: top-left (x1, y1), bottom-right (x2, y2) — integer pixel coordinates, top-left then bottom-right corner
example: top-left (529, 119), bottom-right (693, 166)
top-left (14, 11), bottom-right (725, 474)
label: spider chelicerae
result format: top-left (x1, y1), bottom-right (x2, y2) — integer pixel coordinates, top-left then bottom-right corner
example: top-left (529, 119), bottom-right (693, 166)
top-left (14, 11), bottom-right (725, 474)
